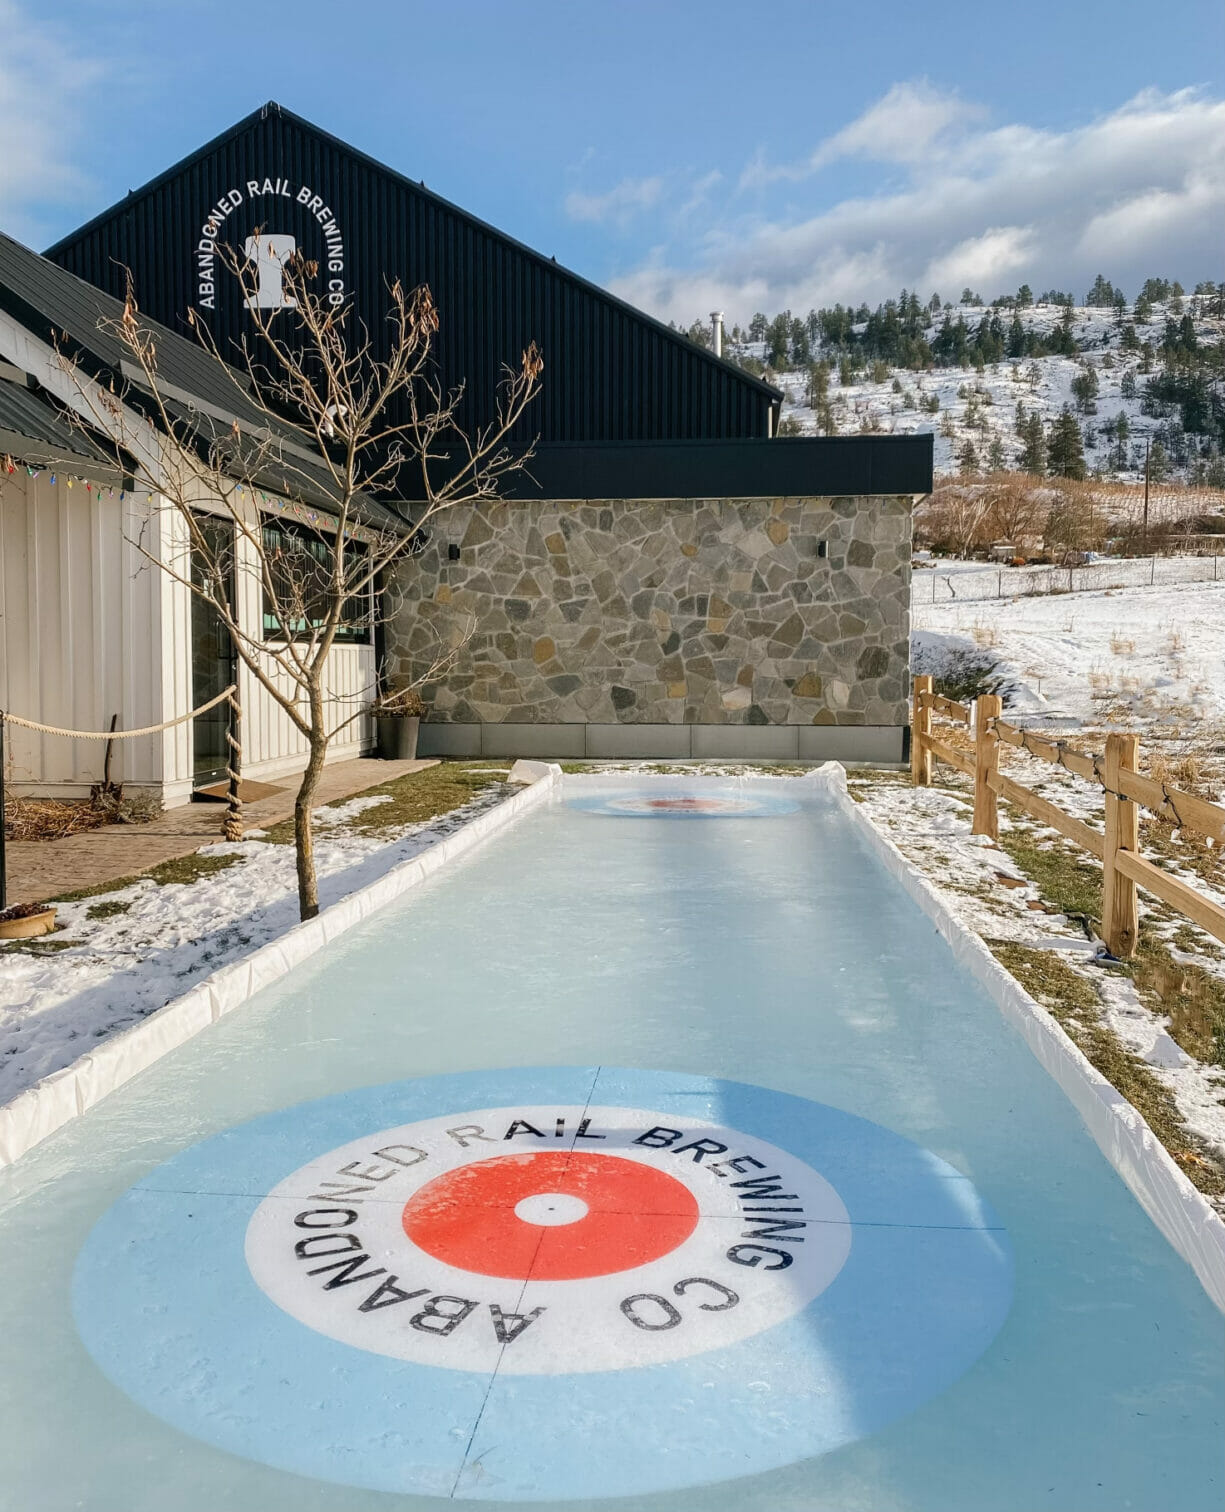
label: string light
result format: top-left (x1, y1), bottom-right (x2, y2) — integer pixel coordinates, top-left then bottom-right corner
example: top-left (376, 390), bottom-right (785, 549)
top-left (3, 459), bottom-right (363, 541)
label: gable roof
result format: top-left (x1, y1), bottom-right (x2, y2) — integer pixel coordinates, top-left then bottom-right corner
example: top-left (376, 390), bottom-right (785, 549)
top-left (0, 231), bottom-right (410, 532)
top-left (45, 102), bottom-right (780, 446)
top-left (0, 367), bottom-right (122, 477)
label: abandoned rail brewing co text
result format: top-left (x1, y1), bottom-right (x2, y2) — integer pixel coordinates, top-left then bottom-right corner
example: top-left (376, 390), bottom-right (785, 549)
top-left (195, 177), bottom-right (347, 310)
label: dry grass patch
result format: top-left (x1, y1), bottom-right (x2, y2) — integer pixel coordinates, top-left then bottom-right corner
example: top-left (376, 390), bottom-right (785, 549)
top-left (999, 827), bottom-right (1102, 924)
top-left (261, 761), bottom-right (511, 844)
top-left (990, 941), bottom-right (1225, 1198)
top-left (999, 820), bottom-right (1225, 1071)
top-left (1132, 939), bottom-right (1225, 1070)
top-left (51, 849), bottom-right (244, 905)
top-left (3, 790), bottom-right (160, 842)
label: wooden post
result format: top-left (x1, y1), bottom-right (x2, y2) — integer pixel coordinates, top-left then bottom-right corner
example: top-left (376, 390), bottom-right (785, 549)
top-left (911, 675), bottom-right (933, 786)
top-left (972, 694), bottom-right (1001, 840)
top-left (1103, 731), bottom-right (1140, 958)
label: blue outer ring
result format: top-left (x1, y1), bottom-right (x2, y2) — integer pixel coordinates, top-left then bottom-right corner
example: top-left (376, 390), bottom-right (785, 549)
top-left (74, 1067), bottom-right (1013, 1501)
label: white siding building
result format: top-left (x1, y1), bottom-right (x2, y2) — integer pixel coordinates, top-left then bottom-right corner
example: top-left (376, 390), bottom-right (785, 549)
top-left (0, 233), bottom-right (389, 806)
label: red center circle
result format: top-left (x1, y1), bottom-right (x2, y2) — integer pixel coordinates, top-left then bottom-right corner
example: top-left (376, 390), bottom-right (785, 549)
top-left (401, 1151), bottom-right (700, 1281)
top-left (646, 797), bottom-right (719, 810)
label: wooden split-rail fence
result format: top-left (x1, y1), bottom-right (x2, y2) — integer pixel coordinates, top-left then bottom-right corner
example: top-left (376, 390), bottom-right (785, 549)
top-left (910, 674), bottom-right (1225, 959)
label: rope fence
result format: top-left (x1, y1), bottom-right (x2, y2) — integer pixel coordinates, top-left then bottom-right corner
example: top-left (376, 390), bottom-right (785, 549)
top-left (0, 686), bottom-right (243, 912)
top-left (1, 685), bottom-right (235, 740)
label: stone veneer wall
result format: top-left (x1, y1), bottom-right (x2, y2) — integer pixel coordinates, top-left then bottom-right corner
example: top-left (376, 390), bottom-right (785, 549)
top-left (390, 495), bottom-right (911, 759)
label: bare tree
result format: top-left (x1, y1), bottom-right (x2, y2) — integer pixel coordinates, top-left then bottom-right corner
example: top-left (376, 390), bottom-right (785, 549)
top-left (58, 244), bottom-right (542, 919)
top-left (919, 483), bottom-right (992, 557)
top-left (1044, 488), bottom-right (1108, 562)
top-left (983, 478), bottom-right (1043, 551)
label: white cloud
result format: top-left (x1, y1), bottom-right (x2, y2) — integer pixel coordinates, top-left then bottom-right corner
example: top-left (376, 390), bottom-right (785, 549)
top-left (740, 80), bottom-right (980, 188)
top-left (922, 227), bottom-right (1037, 296)
top-left (817, 80), bottom-right (979, 165)
top-left (0, 1), bottom-right (107, 245)
top-left (679, 169), bottom-right (723, 217)
top-left (565, 176), bottom-right (663, 227)
top-left (613, 86), bottom-right (1225, 325)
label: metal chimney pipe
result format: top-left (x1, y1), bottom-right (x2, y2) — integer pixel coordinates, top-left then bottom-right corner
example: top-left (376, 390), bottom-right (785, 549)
top-left (710, 310), bottom-right (724, 358)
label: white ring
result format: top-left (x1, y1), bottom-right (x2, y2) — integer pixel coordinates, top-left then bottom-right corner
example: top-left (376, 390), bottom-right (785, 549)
top-left (245, 1104), bottom-right (850, 1375)
top-left (514, 1192), bottom-right (589, 1226)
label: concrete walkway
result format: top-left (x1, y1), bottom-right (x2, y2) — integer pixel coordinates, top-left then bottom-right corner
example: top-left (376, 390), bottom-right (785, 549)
top-left (5, 758), bottom-right (437, 907)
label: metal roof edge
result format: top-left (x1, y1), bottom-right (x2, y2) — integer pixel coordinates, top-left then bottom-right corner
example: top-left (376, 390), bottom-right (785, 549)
top-left (42, 102), bottom-right (276, 258)
top-left (409, 434), bottom-right (934, 503)
top-left (44, 102), bottom-right (782, 406)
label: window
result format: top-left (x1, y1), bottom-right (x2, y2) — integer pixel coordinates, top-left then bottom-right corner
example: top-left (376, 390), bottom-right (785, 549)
top-left (261, 516), bottom-right (371, 644)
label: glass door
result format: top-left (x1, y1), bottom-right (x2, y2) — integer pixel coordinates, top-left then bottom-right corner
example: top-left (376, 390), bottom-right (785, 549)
top-left (189, 517), bottom-right (236, 788)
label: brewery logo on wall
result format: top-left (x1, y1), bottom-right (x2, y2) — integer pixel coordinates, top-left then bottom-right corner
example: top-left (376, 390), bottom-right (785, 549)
top-left (194, 176), bottom-right (346, 313)
top-left (74, 1068), bottom-right (1014, 1501)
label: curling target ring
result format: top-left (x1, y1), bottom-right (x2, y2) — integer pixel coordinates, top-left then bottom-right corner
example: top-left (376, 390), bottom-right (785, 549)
top-left (567, 791), bottom-right (800, 818)
top-left (74, 1069), bottom-right (1015, 1500)
top-left (401, 1150), bottom-right (701, 1279)
top-left (243, 1104), bottom-right (853, 1374)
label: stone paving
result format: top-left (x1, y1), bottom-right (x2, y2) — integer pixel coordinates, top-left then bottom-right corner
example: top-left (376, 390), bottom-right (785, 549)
top-left (4, 758), bottom-right (436, 907)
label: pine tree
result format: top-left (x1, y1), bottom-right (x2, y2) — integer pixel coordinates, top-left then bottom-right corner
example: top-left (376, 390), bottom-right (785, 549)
top-left (957, 437), bottom-right (979, 474)
top-left (1086, 274), bottom-right (1122, 308)
top-left (1049, 304), bottom-right (1078, 356)
top-left (766, 312), bottom-right (792, 369)
top-left (988, 436), bottom-right (1006, 471)
top-left (1071, 367), bottom-right (1099, 414)
top-left (1019, 413), bottom-right (1046, 474)
top-left (1047, 408), bottom-right (1087, 480)
top-left (806, 361), bottom-right (830, 408)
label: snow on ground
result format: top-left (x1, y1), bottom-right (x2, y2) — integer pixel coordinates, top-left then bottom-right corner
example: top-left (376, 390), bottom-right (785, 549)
top-left (0, 782), bottom-right (511, 1105)
top-left (5, 569), bottom-right (1222, 1200)
top-left (898, 571), bottom-right (1225, 1190)
top-left (763, 297), bottom-right (1225, 484)
top-left (914, 578), bottom-right (1225, 730)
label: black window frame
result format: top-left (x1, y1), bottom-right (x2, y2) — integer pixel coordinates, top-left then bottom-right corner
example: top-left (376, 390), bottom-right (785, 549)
top-left (260, 514), bottom-right (372, 646)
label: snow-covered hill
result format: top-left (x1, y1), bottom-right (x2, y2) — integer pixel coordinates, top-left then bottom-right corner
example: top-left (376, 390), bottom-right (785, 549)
top-left (739, 298), bottom-right (1223, 482)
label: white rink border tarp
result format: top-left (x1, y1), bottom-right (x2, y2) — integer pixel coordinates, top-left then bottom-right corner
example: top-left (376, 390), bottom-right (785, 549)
top-left (563, 766), bottom-right (1225, 1314)
top-left (5, 761), bottom-right (1223, 1317)
top-left (813, 763), bottom-right (1225, 1317)
top-left (0, 763), bottom-right (562, 1169)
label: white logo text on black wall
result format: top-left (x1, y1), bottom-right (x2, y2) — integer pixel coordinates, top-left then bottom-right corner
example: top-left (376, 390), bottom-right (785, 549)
top-left (195, 177), bottom-right (347, 312)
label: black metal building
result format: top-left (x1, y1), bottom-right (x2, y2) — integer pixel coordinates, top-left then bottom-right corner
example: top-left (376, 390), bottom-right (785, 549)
top-left (46, 102), bottom-right (781, 449)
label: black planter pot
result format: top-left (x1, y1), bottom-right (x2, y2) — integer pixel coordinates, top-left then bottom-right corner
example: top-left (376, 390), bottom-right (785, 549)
top-left (375, 715), bottom-right (420, 760)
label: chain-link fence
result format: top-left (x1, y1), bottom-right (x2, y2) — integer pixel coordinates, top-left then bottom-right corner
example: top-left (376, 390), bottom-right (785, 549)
top-left (914, 554), bottom-right (1223, 605)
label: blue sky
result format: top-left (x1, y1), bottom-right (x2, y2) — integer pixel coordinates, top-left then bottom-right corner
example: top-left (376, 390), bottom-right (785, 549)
top-left (5, 0), bottom-right (1223, 324)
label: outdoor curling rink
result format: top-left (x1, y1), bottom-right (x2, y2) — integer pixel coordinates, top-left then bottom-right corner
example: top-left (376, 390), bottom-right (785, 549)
top-left (1, 769), bottom-right (1223, 1512)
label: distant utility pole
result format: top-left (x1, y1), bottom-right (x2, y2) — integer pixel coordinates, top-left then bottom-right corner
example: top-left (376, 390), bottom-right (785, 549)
top-left (1143, 437), bottom-right (1151, 554)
